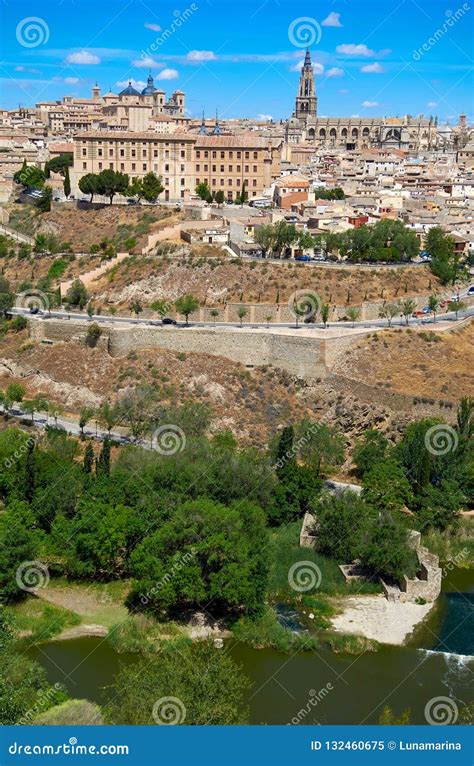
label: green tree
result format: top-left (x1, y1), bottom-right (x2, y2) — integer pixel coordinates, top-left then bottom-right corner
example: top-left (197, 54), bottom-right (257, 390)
top-left (401, 298), bottom-right (416, 325)
top-left (107, 641), bottom-right (249, 725)
top-left (346, 306), bottom-right (361, 327)
top-left (175, 294), bottom-right (199, 326)
top-left (378, 302), bottom-right (399, 327)
top-left (83, 442), bottom-right (94, 473)
top-left (130, 300), bottom-right (142, 317)
top-left (97, 401), bottom-right (120, 435)
top-left (428, 294), bottom-right (440, 322)
top-left (0, 275), bottom-right (14, 316)
top-left (86, 323), bottom-right (101, 347)
top-left (320, 303), bottom-right (330, 327)
top-left (254, 224), bottom-right (275, 257)
top-left (363, 459), bottom-right (413, 514)
top-left (63, 165), bottom-right (71, 198)
top-left (130, 498), bottom-right (268, 617)
top-left (354, 430), bottom-right (389, 479)
top-left (449, 299), bottom-right (465, 319)
top-left (358, 517), bottom-right (417, 582)
top-left (78, 173), bottom-right (99, 202)
top-left (65, 279), bottom-right (88, 309)
top-left (126, 177), bottom-right (143, 201)
top-left (36, 187), bottom-right (52, 213)
top-left (141, 172), bottom-right (164, 202)
top-left (96, 437), bottom-right (111, 476)
top-left (79, 406), bottom-right (94, 437)
top-left (195, 181), bottom-right (211, 201)
top-left (210, 308), bottom-right (219, 325)
top-left (150, 299), bottom-right (171, 319)
top-left (214, 189), bottom-right (225, 206)
top-left (316, 492), bottom-right (374, 562)
top-left (237, 305), bottom-right (248, 326)
top-left (425, 227), bottom-right (459, 285)
top-left (96, 169), bottom-right (129, 205)
top-left (0, 503), bottom-right (40, 602)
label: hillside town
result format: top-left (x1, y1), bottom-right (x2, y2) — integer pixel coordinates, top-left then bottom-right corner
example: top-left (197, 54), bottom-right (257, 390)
top-left (0, 1), bottom-right (473, 746)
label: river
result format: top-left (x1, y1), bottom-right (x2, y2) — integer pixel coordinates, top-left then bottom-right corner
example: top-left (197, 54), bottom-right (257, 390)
top-left (29, 567), bottom-right (473, 725)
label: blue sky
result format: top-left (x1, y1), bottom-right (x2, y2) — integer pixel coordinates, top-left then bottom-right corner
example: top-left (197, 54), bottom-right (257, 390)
top-left (0, 0), bottom-right (473, 123)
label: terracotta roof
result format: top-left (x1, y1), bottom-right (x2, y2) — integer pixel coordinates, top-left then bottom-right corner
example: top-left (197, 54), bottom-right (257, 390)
top-left (194, 134), bottom-right (277, 148)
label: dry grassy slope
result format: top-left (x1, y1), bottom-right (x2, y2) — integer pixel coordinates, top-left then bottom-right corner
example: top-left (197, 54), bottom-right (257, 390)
top-left (89, 255), bottom-right (443, 308)
top-left (6, 203), bottom-right (182, 252)
top-left (0, 331), bottom-right (308, 447)
top-left (332, 323), bottom-right (474, 401)
top-left (2, 254), bottom-right (105, 292)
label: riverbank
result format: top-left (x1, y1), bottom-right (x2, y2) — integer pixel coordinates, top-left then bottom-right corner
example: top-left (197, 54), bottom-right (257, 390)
top-left (330, 594), bottom-right (435, 645)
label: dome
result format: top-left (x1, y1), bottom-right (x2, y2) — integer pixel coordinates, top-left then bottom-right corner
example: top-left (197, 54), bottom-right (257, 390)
top-left (119, 80), bottom-right (140, 97)
top-left (438, 122), bottom-right (452, 134)
top-left (141, 73), bottom-right (157, 96)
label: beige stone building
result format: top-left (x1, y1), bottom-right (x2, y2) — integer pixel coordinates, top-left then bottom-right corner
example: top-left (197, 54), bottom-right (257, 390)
top-left (73, 131), bottom-right (281, 202)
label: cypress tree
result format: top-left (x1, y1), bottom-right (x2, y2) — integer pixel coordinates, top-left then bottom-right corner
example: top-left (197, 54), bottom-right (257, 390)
top-left (83, 442), bottom-right (94, 474)
top-left (63, 166), bottom-right (71, 198)
top-left (96, 438), bottom-right (111, 476)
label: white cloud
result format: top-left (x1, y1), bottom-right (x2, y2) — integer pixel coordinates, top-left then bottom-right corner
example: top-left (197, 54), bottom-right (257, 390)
top-left (361, 62), bottom-right (384, 73)
top-left (427, 101), bottom-right (438, 107)
top-left (327, 67), bottom-right (344, 77)
top-left (322, 12), bottom-right (342, 27)
top-left (362, 100), bottom-right (379, 108)
top-left (132, 56), bottom-right (164, 69)
top-left (116, 79), bottom-right (146, 90)
top-left (15, 65), bottom-right (25, 72)
top-left (257, 114), bottom-right (273, 121)
top-left (186, 50), bottom-right (217, 63)
top-left (144, 22), bottom-right (161, 32)
top-left (156, 68), bottom-right (178, 80)
top-left (290, 60), bottom-right (324, 73)
top-left (338, 89), bottom-right (349, 94)
top-left (337, 43), bottom-right (374, 56)
top-left (64, 77), bottom-right (79, 85)
top-left (66, 50), bottom-right (100, 65)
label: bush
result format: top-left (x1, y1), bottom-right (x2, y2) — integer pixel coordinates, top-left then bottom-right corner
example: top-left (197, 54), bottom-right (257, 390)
top-left (85, 323), bottom-right (102, 348)
top-left (9, 315), bottom-right (27, 332)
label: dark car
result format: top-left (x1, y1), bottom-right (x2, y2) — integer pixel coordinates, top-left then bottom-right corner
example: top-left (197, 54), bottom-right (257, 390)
top-left (162, 317), bottom-right (177, 325)
top-left (29, 306), bottom-right (41, 315)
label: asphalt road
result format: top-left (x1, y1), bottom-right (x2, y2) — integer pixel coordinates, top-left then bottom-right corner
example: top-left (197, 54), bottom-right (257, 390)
top-left (11, 303), bottom-right (474, 332)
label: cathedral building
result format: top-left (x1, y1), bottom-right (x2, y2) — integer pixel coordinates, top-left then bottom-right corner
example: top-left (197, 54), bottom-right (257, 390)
top-left (286, 50), bottom-right (439, 152)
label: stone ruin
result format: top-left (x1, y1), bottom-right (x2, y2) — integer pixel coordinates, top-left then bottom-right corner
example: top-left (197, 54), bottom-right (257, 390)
top-left (299, 514), bottom-right (442, 603)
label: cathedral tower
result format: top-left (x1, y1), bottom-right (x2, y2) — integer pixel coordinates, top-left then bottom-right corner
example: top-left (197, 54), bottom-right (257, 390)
top-left (295, 49), bottom-right (317, 120)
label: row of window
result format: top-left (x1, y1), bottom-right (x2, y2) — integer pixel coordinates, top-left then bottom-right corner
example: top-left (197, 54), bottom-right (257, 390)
top-left (195, 178), bottom-right (258, 187)
top-left (196, 164), bottom-right (258, 173)
top-left (195, 150), bottom-right (259, 159)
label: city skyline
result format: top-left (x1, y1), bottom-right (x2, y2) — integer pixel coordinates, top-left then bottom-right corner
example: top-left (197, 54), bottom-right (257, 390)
top-left (0, 0), bottom-right (472, 122)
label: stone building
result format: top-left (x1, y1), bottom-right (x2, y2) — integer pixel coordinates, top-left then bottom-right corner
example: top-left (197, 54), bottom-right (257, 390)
top-left (72, 131), bottom-right (282, 202)
top-left (286, 49), bottom-right (439, 152)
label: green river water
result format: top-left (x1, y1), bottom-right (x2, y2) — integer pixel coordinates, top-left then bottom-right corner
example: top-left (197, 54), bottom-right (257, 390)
top-left (29, 568), bottom-right (473, 725)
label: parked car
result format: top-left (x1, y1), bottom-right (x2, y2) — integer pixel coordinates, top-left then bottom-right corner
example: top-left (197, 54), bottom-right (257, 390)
top-left (295, 255), bottom-right (311, 262)
top-left (29, 306), bottom-right (41, 315)
top-left (421, 306), bottom-right (431, 314)
top-left (467, 285), bottom-right (474, 296)
top-left (162, 317), bottom-right (177, 325)
top-left (127, 198), bottom-right (137, 205)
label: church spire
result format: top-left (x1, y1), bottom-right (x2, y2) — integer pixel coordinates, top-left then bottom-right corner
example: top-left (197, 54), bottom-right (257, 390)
top-left (303, 48), bottom-right (312, 68)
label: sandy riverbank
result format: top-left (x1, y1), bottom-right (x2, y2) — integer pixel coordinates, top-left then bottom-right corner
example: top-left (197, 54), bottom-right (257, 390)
top-left (330, 594), bottom-right (435, 646)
